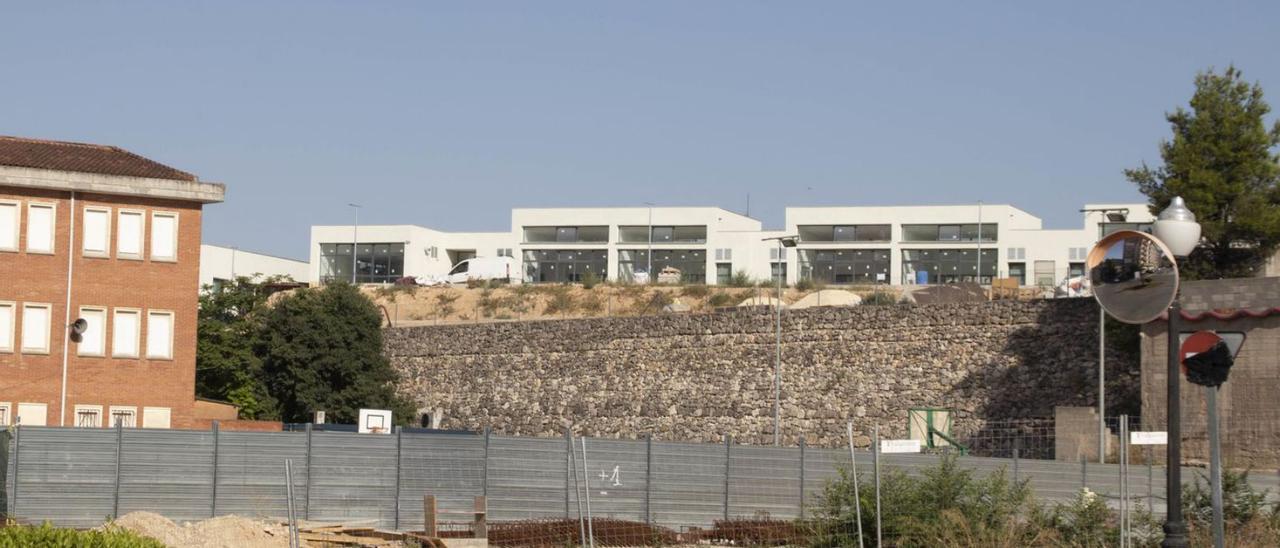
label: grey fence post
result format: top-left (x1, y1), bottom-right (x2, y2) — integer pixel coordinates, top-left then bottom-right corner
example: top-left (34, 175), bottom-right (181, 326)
top-left (798, 438), bottom-right (806, 519)
top-left (9, 425), bottom-right (18, 517)
top-left (484, 428), bottom-right (491, 499)
top-left (0, 429), bottom-right (9, 518)
top-left (394, 428), bottom-right (403, 530)
top-left (303, 423), bottom-right (313, 520)
top-left (1152, 448), bottom-right (1162, 512)
top-left (564, 428), bottom-right (572, 517)
top-left (723, 435), bottom-right (731, 521)
top-left (210, 421), bottom-right (219, 518)
top-left (644, 434), bottom-right (653, 525)
top-left (114, 420), bottom-right (125, 519)
top-left (1013, 437), bottom-right (1020, 484)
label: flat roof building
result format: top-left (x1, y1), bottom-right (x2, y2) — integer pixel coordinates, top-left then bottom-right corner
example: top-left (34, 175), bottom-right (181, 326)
top-left (309, 202), bottom-right (1156, 289)
top-left (0, 135), bottom-right (224, 429)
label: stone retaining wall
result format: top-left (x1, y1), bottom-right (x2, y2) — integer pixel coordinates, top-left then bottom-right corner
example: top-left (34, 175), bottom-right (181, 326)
top-left (386, 299), bottom-right (1137, 446)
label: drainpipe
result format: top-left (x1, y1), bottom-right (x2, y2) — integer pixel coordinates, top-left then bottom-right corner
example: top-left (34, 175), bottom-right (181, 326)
top-left (59, 191), bottom-right (76, 426)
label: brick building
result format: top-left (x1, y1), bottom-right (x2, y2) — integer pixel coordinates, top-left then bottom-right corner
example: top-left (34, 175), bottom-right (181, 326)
top-left (0, 136), bottom-right (224, 429)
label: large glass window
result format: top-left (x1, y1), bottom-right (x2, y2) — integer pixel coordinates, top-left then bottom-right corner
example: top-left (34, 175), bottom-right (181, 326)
top-left (617, 226), bottom-right (707, 243)
top-left (901, 248), bottom-right (997, 284)
top-left (1008, 262), bottom-right (1026, 286)
top-left (798, 224), bottom-right (891, 242)
top-left (799, 249), bottom-right (891, 284)
top-left (618, 249), bottom-right (706, 283)
top-left (320, 242), bottom-right (404, 283)
top-left (524, 226), bottom-right (608, 243)
top-left (716, 263), bottom-right (732, 285)
top-left (523, 249), bottom-right (607, 283)
top-left (901, 224), bottom-right (997, 242)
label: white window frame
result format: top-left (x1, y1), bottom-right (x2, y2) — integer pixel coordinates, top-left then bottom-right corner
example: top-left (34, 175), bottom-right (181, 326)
top-left (150, 211), bottom-right (179, 262)
top-left (116, 208), bottom-right (146, 260)
top-left (0, 402), bottom-right (10, 426)
top-left (76, 305), bottom-right (108, 357)
top-left (111, 307), bottom-right (142, 358)
top-left (26, 202), bottom-right (57, 254)
top-left (16, 402), bottom-right (48, 426)
top-left (0, 199), bottom-right (19, 252)
top-left (21, 302), bottom-right (52, 354)
top-left (74, 404), bottom-right (103, 428)
top-left (146, 310), bottom-right (175, 360)
top-left (109, 406), bottom-right (138, 428)
top-left (82, 206), bottom-right (112, 258)
top-left (0, 301), bottom-right (14, 353)
top-left (142, 406), bottom-right (171, 429)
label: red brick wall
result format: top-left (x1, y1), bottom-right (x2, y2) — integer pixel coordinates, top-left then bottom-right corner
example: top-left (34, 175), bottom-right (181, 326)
top-left (0, 184), bottom-right (203, 428)
top-left (191, 419), bottom-right (283, 432)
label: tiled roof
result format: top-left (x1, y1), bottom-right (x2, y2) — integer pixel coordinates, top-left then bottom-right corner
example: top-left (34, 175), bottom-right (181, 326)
top-left (0, 135), bottom-right (197, 182)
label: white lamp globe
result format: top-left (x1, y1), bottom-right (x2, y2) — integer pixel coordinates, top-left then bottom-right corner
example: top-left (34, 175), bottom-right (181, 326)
top-left (1152, 196), bottom-right (1201, 257)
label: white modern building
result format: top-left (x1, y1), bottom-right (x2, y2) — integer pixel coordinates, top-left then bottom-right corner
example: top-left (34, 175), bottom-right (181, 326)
top-left (307, 202), bottom-right (1155, 287)
top-left (199, 244), bottom-right (310, 289)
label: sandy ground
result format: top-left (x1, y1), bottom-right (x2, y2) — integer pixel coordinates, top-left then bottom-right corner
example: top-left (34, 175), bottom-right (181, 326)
top-left (109, 512), bottom-right (298, 548)
top-left (366, 283), bottom-right (900, 327)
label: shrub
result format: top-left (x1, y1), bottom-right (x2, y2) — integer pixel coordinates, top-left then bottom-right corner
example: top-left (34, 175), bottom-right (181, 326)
top-left (543, 286), bottom-right (576, 316)
top-left (580, 271), bottom-right (601, 290)
top-left (794, 278), bottom-right (817, 292)
top-left (580, 293), bottom-right (605, 315)
top-left (680, 284), bottom-right (711, 298)
top-left (708, 291), bottom-right (738, 308)
top-left (1184, 469), bottom-right (1270, 527)
top-left (631, 290), bottom-right (674, 316)
top-left (465, 277), bottom-right (485, 289)
top-left (730, 270), bottom-right (754, 287)
top-left (434, 290), bottom-right (460, 319)
top-left (861, 291), bottom-right (897, 306)
top-left (1, 523), bottom-right (165, 547)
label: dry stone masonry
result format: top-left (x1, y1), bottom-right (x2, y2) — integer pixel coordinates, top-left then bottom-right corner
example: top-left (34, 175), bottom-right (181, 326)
top-left (386, 299), bottom-right (1137, 446)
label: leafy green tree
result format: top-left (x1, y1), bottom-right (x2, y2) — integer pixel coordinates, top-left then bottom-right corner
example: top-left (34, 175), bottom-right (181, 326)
top-left (196, 276), bottom-right (279, 419)
top-left (258, 282), bottom-right (417, 424)
top-left (1126, 66), bottom-right (1280, 279)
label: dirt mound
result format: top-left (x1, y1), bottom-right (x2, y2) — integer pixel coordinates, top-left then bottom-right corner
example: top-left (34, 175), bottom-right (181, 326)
top-left (111, 511), bottom-right (294, 548)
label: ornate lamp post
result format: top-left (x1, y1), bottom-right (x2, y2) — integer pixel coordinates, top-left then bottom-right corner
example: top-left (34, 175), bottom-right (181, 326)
top-left (1151, 196), bottom-right (1201, 548)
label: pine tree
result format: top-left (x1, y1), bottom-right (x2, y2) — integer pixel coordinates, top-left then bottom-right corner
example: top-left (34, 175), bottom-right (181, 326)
top-left (1126, 66), bottom-right (1280, 279)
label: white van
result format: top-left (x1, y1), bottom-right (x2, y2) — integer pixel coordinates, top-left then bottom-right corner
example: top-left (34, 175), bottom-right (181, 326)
top-left (443, 256), bottom-right (517, 285)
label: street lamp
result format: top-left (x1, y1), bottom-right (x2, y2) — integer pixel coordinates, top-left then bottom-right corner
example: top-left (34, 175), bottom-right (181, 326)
top-left (644, 202), bottom-right (655, 282)
top-left (348, 203), bottom-right (362, 284)
top-left (762, 235), bottom-right (799, 446)
top-left (1151, 196), bottom-right (1201, 548)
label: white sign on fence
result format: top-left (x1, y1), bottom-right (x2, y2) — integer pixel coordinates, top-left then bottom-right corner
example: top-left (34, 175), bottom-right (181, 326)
top-left (879, 439), bottom-right (922, 454)
top-left (1130, 431), bottom-right (1168, 445)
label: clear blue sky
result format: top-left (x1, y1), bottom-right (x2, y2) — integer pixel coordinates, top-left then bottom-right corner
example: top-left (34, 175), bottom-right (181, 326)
top-left (4, 2), bottom-right (1277, 259)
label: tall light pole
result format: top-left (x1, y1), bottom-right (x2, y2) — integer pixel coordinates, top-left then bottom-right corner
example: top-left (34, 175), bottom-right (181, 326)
top-left (1081, 206), bottom-right (1130, 464)
top-left (644, 202), bottom-right (655, 282)
top-left (1151, 196), bottom-right (1201, 548)
top-left (762, 235), bottom-right (799, 446)
top-left (349, 203), bottom-right (362, 284)
top-left (976, 201), bottom-right (983, 283)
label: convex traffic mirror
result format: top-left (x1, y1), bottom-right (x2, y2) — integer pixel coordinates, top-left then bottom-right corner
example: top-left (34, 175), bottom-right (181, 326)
top-left (1086, 230), bottom-right (1180, 325)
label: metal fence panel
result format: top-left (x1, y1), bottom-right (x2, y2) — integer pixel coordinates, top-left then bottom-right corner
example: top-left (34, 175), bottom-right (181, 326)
top-left (650, 440), bottom-right (727, 530)
top-left (215, 430), bottom-right (309, 520)
top-left (307, 431), bottom-right (398, 527)
top-left (573, 437), bottom-right (648, 523)
top-left (117, 429), bottom-right (216, 524)
top-left (486, 435), bottom-right (567, 522)
top-left (13, 427), bottom-right (117, 528)
top-left (729, 444), bottom-right (802, 520)
top-left (399, 431), bottom-right (485, 531)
